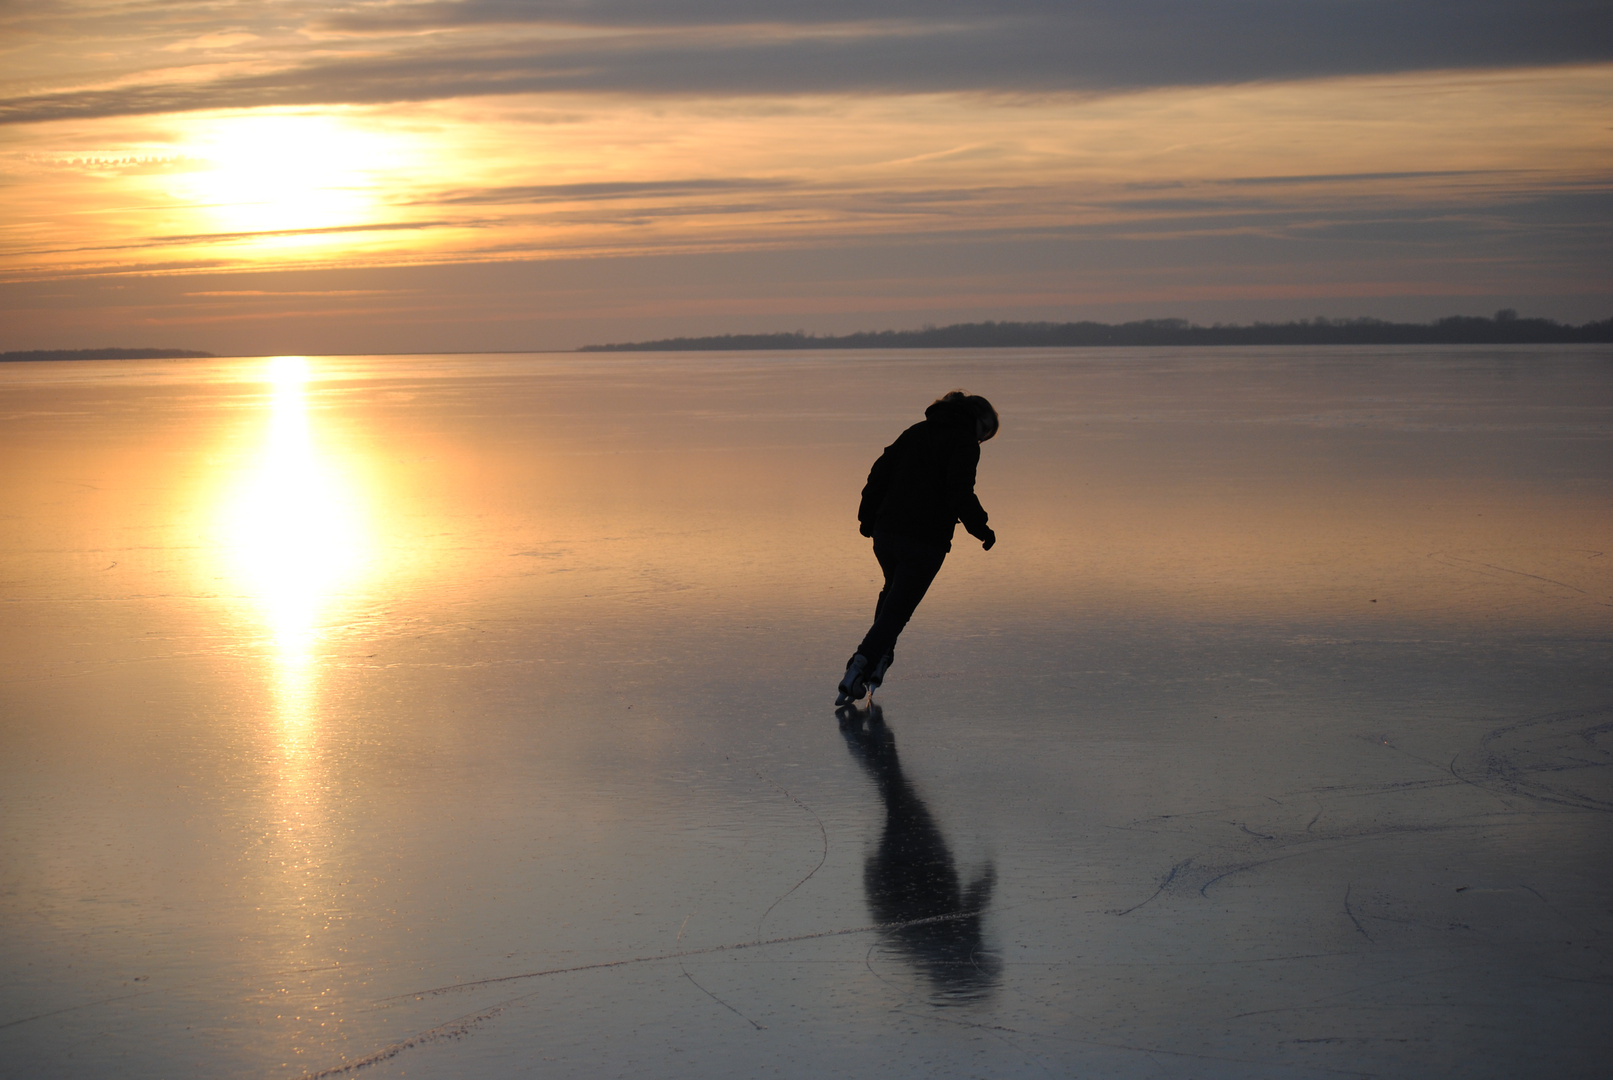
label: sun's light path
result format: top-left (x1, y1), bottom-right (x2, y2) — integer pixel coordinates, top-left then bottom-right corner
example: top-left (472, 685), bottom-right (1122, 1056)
top-left (223, 357), bottom-right (370, 973)
top-left (228, 356), bottom-right (365, 730)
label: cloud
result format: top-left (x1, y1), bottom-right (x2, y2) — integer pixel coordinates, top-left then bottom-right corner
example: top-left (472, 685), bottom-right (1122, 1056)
top-left (183, 289), bottom-right (405, 296)
top-left (1217, 170), bottom-right (1508, 188)
top-left (432, 178), bottom-right (796, 205)
top-left (3, 1), bottom-right (1609, 123)
top-left (9, 220), bottom-right (455, 261)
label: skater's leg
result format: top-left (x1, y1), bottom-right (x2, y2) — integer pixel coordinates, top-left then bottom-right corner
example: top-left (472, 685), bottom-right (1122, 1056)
top-left (867, 545), bottom-right (901, 691)
top-left (855, 534), bottom-right (945, 667)
top-left (838, 540), bottom-right (890, 704)
top-left (870, 571), bottom-right (890, 630)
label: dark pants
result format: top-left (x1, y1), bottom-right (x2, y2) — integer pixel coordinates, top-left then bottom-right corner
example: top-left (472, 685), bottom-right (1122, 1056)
top-left (855, 532), bottom-right (947, 665)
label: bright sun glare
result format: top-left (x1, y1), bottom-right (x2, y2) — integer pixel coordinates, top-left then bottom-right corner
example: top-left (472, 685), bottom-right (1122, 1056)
top-left (228, 357), bottom-right (366, 673)
top-left (182, 114), bottom-right (382, 236)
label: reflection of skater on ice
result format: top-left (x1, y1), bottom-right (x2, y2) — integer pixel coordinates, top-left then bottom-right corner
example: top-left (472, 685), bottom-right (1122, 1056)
top-left (838, 703), bottom-right (1000, 1001)
top-left (837, 391), bottom-right (998, 706)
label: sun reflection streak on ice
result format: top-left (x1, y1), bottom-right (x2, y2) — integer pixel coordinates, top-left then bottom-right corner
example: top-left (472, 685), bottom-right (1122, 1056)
top-left (224, 354), bottom-right (363, 773)
top-left (221, 356), bottom-right (371, 983)
top-left (229, 356), bottom-right (365, 670)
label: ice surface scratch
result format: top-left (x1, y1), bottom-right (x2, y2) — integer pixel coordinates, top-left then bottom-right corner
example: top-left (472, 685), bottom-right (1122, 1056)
top-left (643, 713), bottom-right (829, 935)
top-left (1456, 705), bottom-right (1613, 812)
top-left (1343, 883), bottom-right (1373, 941)
top-left (1429, 551), bottom-right (1588, 595)
top-left (1231, 962), bottom-right (1471, 1020)
top-left (297, 999), bottom-right (513, 1079)
top-left (0, 961), bottom-right (347, 1031)
top-left (677, 911), bottom-right (765, 1029)
top-left (1110, 858), bottom-right (1191, 915)
top-left (882, 972), bottom-right (1060, 1079)
top-left (753, 767), bottom-right (829, 935)
top-left (896, 995), bottom-right (1376, 1080)
top-left (0, 989), bottom-right (162, 1031)
top-left (680, 968), bottom-right (766, 1030)
top-left (383, 912), bottom-right (984, 1000)
top-left (316, 913), bottom-right (989, 1078)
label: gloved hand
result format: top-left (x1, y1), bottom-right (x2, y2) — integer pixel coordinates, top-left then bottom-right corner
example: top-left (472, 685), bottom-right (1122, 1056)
top-left (980, 527), bottom-right (995, 551)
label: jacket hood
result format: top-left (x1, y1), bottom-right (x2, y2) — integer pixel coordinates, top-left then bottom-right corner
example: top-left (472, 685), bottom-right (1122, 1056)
top-left (923, 397), bottom-right (974, 428)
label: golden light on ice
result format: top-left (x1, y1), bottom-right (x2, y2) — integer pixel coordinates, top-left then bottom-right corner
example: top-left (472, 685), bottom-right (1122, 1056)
top-left (226, 356), bottom-right (367, 697)
top-left (211, 356), bottom-right (368, 969)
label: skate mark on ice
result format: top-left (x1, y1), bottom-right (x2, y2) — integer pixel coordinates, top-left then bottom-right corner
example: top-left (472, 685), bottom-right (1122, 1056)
top-left (1195, 822), bottom-right (1509, 901)
top-left (1343, 883), bottom-right (1373, 941)
top-left (752, 767), bottom-right (829, 936)
top-left (866, 935), bottom-right (1378, 1080)
top-left (1110, 858), bottom-right (1192, 915)
top-left (681, 967), bottom-right (765, 1029)
top-left (1450, 704), bottom-right (1613, 813)
top-left (1427, 551), bottom-right (1587, 595)
top-left (381, 912), bottom-right (987, 1001)
top-left (674, 915), bottom-right (761, 1038)
top-left (862, 938), bottom-right (1059, 1080)
top-left (641, 710), bottom-right (829, 935)
top-left (1229, 962), bottom-right (1470, 1021)
top-left (297, 998), bottom-right (517, 1079)
top-left (320, 914), bottom-right (994, 1079)
top-left (0, 989), bottom-right (164, 1031)
top-left (0, 962), bottom-right (347, 1031)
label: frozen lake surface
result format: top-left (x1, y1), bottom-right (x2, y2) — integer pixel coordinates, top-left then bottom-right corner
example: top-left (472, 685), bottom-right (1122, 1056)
top-left (2, 346), bottom-right (1610, 1078)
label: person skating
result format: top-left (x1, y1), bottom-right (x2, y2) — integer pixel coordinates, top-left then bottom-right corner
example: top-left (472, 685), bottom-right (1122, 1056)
top-left (836, 391), bottom-right (998, 705)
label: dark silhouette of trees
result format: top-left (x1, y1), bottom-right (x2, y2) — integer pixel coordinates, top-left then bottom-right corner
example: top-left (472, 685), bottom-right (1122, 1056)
top-left (1, 348), bottom-right (214, 363)
top-left (581, 313), bottom-right (1613, 351)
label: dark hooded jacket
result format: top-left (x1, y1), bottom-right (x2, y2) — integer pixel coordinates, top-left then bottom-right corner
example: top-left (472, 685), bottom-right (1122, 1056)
top-left (857, 397), bottom-right (991, 553)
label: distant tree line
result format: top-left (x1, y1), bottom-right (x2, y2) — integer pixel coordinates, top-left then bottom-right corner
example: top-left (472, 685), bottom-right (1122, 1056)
top-left (580, 312), bottom-right (1613, 352)
top-left (1, 348), bottom-right (215, 363)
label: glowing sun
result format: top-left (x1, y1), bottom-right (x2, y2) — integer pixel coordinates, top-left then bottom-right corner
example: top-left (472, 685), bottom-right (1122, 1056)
top-left (180, 112), bottom-right (387, 237)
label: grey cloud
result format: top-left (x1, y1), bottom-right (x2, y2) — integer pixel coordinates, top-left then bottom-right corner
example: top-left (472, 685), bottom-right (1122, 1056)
top-left (306, 0), bottom-right (1602, 36)
top-left (12, 219), bottom-right (452, 260)
top-left (305, 0), bottom-right (1613, 70)
top-left (434, 178), bottom-right (795, 204)
top-left (1219, 170), bottom-right (1505, 188)
top-left (313, 1), bottom-right (995, 32)
top-left (2, 2), bottom-right (1610, 123)
top-left (152, 220), bottom-right (450, 244)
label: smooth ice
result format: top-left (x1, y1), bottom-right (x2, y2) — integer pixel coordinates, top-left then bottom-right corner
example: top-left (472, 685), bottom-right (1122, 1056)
top-left (2, 347), bottom-right (1610, 1078)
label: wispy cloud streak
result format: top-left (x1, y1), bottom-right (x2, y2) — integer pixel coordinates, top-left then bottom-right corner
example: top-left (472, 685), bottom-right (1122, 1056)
top-left (2, 2), bottom-right (1609, 348)
top-left (432, 178), bottom-right (796, 205)
top-left (2, 2), bottom-right (1610, 123)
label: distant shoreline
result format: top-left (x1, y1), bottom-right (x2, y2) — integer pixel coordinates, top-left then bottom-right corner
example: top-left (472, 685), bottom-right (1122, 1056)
top-left (580, 313), bottom-right (1613, 352)
top-left (1, 348), bottom-right (215, 363)
top-left (8, 314), bottom-right (1611, 361)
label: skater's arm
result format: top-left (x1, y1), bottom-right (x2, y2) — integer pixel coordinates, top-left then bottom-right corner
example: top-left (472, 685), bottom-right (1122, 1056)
top-left (946, 440), bottom-right (993, 547)
top-left (857, 443), bottom-right (897, 537)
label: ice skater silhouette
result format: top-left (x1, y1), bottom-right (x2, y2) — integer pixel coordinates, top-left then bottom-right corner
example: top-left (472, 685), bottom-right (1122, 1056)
top-left (838, 703), bottom-right (999, 1001)
top-left (837, 390), bottom-right (998, 705)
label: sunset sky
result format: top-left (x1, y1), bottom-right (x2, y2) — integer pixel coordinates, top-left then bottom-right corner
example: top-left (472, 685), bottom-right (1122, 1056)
top-left (2, 1), bottom-right (1610, 353)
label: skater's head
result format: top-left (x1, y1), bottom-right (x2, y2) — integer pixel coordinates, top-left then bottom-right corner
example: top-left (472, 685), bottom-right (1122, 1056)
top-left (971, 396), bottom-right (999, 442)
top-left (933, 390), bottom-right (999, 443)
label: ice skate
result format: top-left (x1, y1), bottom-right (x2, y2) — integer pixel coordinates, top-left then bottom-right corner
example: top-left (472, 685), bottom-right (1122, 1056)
top-left (866, 651), bottom-right (894, 696)
top-left (836, 653), bottom-right (872, 706)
